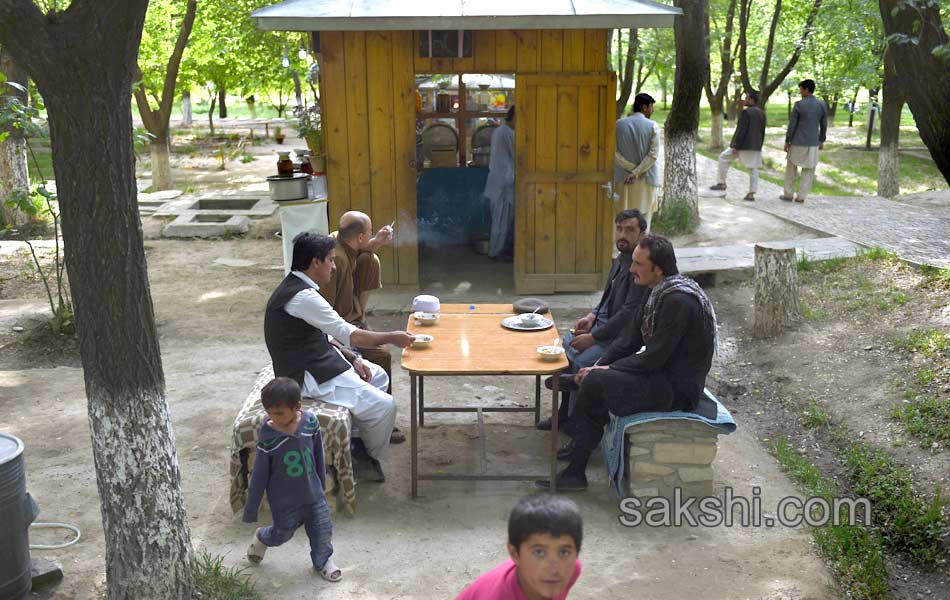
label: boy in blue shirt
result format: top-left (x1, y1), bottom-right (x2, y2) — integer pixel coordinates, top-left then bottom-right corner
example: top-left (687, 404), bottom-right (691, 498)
top-left (243, 377), bottom-right (342, 582)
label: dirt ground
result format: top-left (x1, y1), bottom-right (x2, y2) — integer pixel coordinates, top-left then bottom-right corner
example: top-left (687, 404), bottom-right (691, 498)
top-left (1, 131), bottom-right (940, 599)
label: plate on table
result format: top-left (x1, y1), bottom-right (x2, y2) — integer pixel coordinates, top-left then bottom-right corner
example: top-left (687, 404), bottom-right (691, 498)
top-left (501, 315), bottom-right (554, 331)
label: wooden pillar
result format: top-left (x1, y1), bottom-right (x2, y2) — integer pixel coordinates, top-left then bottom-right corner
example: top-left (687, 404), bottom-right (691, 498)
top-left (753, 244), bottom-right (802, 338)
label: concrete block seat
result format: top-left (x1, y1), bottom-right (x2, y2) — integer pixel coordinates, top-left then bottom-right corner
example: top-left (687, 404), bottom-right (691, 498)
top-left (230, 365), bottom-right (356, 517)
top-left (601, 388), bottom-right (737, 500)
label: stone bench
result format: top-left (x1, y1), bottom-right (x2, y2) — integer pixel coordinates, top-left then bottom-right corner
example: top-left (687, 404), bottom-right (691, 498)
top-left (623, 419), bottom-right (721, 500)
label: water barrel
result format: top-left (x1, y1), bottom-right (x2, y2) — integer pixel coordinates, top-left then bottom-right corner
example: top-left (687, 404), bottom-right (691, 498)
top-left (0, 433), bottom-right (39, 600)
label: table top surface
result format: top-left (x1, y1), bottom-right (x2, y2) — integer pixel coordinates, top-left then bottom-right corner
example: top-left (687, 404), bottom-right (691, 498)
top-left (401, 312), bottom-right (569, 375)
top-left (438, 303), bottom-right (520, 314)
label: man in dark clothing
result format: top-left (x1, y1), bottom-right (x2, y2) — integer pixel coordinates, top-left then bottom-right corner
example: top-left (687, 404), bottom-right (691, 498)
top-left (710, 90), bottom-right (766, 201)
top-left (536, 234), bottom-right (717, 491)
top-left (536, 209), bottom-right (650, 432)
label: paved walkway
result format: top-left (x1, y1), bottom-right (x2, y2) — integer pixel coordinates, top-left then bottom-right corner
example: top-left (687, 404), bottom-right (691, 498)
top-left (695, 151), bottom-right (950, 267)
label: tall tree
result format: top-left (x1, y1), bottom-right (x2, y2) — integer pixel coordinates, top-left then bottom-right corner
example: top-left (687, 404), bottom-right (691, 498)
top-left (879, 0), bottom-right (950, 184)
top-left (877, 44), bottom-right (904, 197)
top-left (614, 29), bottom-right (661, 118)
top-left (704, 0), bottom-right (739, 149)
top-left (657, 0), bottom-right (709, 232)
top-left (134, 0), bottom-right (197, 191)
top-left (0, 2), bottom-right (195, 598)
top-left (0, 46), bottom-right (29, 227)
top-left (738, 0), bottom-right (823, 107)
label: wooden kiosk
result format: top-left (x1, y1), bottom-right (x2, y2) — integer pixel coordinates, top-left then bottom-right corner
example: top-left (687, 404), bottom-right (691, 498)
top-left (253, 1), bottom-right (679, 293)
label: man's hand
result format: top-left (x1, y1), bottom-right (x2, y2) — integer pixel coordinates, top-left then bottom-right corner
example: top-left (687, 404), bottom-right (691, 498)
top-left (370, 225), bottom-right (394, 247)
top-left (623, 172), bottom-right (640, 184)
top-left (353, 357), bottom-right (372, 382)
top-left (574, 365), bottom-right (609, 385)
top-left (569, 333), bottom-right (595, 352)
top-left (574, 314), bottom-right (595, 334)
top-left (784, 143), bottom-right (790, 152)
top-left (386, 331), bottom-right (416, 348)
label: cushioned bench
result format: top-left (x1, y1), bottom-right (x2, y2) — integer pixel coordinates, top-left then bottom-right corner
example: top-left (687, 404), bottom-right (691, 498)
top-left (602, 388), bottom-right (737, 500)
top-left (229, 365), bottom-right (357, 516)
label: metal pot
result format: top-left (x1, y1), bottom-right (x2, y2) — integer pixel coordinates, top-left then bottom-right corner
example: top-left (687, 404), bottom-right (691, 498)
top-left (267, 173), bottom-right (310, 202)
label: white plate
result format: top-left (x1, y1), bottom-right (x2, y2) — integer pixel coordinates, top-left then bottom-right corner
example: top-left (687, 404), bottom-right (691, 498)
top-left (501, 316), bottom-right (554, 331)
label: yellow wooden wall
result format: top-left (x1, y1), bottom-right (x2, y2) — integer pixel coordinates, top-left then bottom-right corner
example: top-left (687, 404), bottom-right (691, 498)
top-left (320, 31), bottom-right (418, 286)
top-left (413, 29), bottom-right (609, 74)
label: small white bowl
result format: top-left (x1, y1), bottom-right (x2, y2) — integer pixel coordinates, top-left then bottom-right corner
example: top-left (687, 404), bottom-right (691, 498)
top-left (414, 311), bottom-right (439, 325)
top-left (412, 334), bottom-right (434, 349)
top-left (537, 345), bottom-right (565, 361)
top-left (519, 312), bottom-right (543, 326)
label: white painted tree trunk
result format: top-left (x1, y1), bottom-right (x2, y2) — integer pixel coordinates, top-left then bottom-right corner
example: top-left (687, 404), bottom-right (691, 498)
top-left (0, 135), bottom-right (30, 227)
top-left (709, 111), bottom-right (724, 150)
top-left (150, 136), bottom-right (173, 191)
top-left (660, 130), bottom-right (699, 223)
top-left (181, 91), bottom-right (192, 126)
top-left (753, 244), bottom-right (802, 338)
top-left (878, 142), bottom-right (900, 198)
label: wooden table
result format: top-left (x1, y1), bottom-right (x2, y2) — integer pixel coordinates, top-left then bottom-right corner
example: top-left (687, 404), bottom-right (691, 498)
top-left (401, 307), bottom-right (569, 497)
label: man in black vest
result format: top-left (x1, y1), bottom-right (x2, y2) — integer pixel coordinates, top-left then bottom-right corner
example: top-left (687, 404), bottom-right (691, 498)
top-left (536, 209), bottom-right (649, 432)
top-left (536, 234), bottom-right (717, 491)
top-left (265, 233), bottom-right (414, 481)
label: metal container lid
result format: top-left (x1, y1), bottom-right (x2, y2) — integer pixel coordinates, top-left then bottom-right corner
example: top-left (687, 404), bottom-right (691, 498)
top-left (0, 433), bottom-right (24, 466)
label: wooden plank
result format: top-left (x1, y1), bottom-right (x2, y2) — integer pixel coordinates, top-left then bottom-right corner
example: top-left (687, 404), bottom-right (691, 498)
top-left (555, 183), bottom-right (577, 273)
top-left (318, 32), bottom-right (350, 227)
top-left (343, 31), bottom-right (371, 215)
top-left (413, 31), bottom-right (430, 73)
top-left (366, 31), bottom-right (396, 284)
top-left (555, 84), bottom-right (578, 273)
top-left (603, 72), bottom-right (618, 178)
top-left (515, 30), bottom-right (539, 73)
top-left (391, 31), bottom-right (419, 285)
top-left (511, 73), bottom-right (610, 87)
top-left (584, 30), bottom-right (608, 71)
top-left (562, 29), bottom-right (586, 72)
top-left (574, 183), bottom-right (598, 273)
top-left (514, 76), bottom-right (530, 279)
top-left (522, 273), bottom-right (602, 291)
top-left (521, 171), bottom-right (614, 184)
top-left (534, 83), bottom-right (557, 274)
top-left (576, 85), bottom-right (600, 174)
top-left (495, 30), bottom-right (518, 72)
top-left (540, 30), bottom-right (563, 73)
top-left (473, 30), bottom-right (496, 72)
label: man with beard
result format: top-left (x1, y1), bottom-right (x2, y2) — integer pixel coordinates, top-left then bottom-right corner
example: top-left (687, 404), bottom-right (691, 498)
top-left (536, 234), bottom-right (717, 491)
top-left (535, 209), bottom-right (649, 433)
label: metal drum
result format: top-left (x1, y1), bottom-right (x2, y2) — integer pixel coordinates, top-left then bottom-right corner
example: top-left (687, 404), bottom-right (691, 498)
top-left (471, 123), bottom-right (496, 167)
top-left (0, 433), bottom-right (39, 600)
top-left (422, 122), bottom-right (458, 167)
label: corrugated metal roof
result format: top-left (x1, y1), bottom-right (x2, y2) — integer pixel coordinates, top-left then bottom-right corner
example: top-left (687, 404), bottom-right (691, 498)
top-left (252, 0), bottom-right (680, 31)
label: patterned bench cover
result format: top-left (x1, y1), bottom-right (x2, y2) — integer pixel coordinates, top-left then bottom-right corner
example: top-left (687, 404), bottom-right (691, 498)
top-left (229, 365), bottom-right (357, 516)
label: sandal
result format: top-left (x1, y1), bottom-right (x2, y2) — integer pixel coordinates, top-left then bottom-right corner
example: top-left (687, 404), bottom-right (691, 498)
top-left (319, 558), bottom-right (343, 582)
top-left (743, 193), bottom-right (755, 201)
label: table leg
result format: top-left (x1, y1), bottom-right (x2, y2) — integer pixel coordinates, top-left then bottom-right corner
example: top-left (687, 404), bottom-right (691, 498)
top-left (551, 373), bottom-right (559, 492)
top-left (534, 375), bottom-right (541, 423)
top-left (410, 373), bottom-right (418, 499)
top-left (419, 375), bottom-right (425, 427)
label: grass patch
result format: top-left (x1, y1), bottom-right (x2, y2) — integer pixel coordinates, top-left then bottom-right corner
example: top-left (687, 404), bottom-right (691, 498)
top-left (893, 393), bottom-right (950, 447)
top-left (896, 329), bottom-right (949, 358)
top-left (920, 264), bottom-right (950, 289)
top-left (858, 247), bottom-right (899, 262)
top-left (915, 368), bottom-right (936, 386)
top-left (651, 199), bottom-right (695, 235)
top-left (773, 438), bottom-right (890, 599)
top-left (192, 550), bottom-right (262, 600)
top-left (803, 400), bottom-right (833, 429)
top-left (800, 301), bottom-right (831, 321)
top-left (843, 443), bottom-right (947, 564)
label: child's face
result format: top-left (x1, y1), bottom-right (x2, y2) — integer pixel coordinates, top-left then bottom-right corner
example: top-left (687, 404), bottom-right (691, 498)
top-left (266, 402), bottom-right (301, 429)
top-left (508, 533), bottom-right (578, 599)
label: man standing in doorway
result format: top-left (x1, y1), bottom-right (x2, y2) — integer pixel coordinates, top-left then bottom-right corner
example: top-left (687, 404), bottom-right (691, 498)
top-left (710, 90), bottom-right (766, 201)
top-left (483, 106), bottom-right (516, 261)
top-left (615, 93), bottom-right (660, 229)
top-left (782, 79), bottom-right (827, 203)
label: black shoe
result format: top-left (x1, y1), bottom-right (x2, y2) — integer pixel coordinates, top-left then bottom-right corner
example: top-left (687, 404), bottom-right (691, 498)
top-left (350, 437), bottom-right (368, 457)
top-left (390, 427), bottom-right (406, 444)
top-left (556, 440), bottom-right (576, 461)
top-left (535, 417), bottom-right (572, 432)
top-left (543, 373), bottom-right (578, 391)
top-left (368, 457), bottom-right (386, 483)
top-left (535, 470), bottom-right (588, 491)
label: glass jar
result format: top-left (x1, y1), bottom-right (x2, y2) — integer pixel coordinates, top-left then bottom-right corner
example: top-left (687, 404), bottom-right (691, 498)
top-left (277, 151), bottom-right (294, 177)
top-left (436, 88), bottom-right (451, 113)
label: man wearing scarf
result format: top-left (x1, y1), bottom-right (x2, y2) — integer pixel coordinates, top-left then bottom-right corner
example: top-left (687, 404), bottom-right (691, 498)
top-left (537, 234), bottom-right (717, 491)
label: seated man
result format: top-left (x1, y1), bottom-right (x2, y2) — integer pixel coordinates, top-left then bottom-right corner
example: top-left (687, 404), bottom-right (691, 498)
top-left (536, 209), bottom-right (649, 432)
top-left (537, 234), bottom-right (717, 491)
top-left (265, 232), bottom-right (415, 481)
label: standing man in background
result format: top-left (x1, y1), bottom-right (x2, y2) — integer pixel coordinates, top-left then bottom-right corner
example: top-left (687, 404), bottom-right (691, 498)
top-left (782, 79), bottom-right (827, 204)
top-left (710, 90), bottom-right (766, 201)
top-left (483, 106), bottom-right (516, 261)
top-left (615, 93), bottom-right (660, 230)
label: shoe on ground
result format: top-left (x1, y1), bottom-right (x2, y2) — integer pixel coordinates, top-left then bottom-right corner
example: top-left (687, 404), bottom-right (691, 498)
top-left (556, 439), bottom-right (576, 461)
top-left (743, 193), bottom-right (755, 201)
top-left (794, 196), bottom-right (805, 203)
top-left (368, 457), bottom-right (386, 483)
top-left (318, 557), bottom-right (343, 582)
top-left (543, 373), bottom-right (578, 391)
top-left (779, 194), bottom-right (794, 202)
top-left (535, 470), bottom-right (588, 491)
top-left (247, 528), bottom-right (267, 564)
top-left (709, 183), bottom-right (727, 191)
top-left (535, 416), bottom-right (574, 433)
top-left (389, 427), bottom-right (406, 444)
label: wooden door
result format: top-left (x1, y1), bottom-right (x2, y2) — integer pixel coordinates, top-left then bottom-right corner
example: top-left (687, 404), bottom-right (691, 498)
top-left (514, 73), bottom-right (617, 293)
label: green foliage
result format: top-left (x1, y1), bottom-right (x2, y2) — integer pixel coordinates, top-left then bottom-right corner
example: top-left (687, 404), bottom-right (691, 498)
top-left (651, 199), bottom-right (695, 235)
top-left (858, 247), bottom-right (899, 261)
top-left (896, 328), bottom-right (949, 357)
top-left (191, 551), bottom-right (262, 600)
top-left (803, 400), bottom-right (833, 428)
top-left (893, 392), bottom-right (950, 447)
top-left (772, 438), bottom-right (890, 599)
top-left (797, 251), bottom-right (815, 272)
top-left (920, 264), bottom-right (950, 289)
top-left (843, 443), bottom-right (947, 564)
top-left (915, 367), bottom-right (936, 385)
top-left (800, 301), bottom-right (831, 320)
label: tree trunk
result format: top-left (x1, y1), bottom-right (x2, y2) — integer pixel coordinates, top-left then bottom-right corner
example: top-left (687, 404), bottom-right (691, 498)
top-left (710, 109), bottom-right (724, 150)
top-left (865, 102), bottom-right (877, 150)
top-left (208, 93), bottom-right (216, 136)
top-left (848, 89), bottom-right (858, 127)
top-left (0, 2), bottom-right (196, 598)
top-left (217, 87), bottom-right (227, 118)
top-left (149, 131), bottom-right (172, 191)
top-left (659, 0), bottom-right (708, 232)
top-left (879, 0), bottom-right (950, 184)
top-left (290, 69), bottom-right (303, 108)
top-left (616, 29), bottom-right (637, 119)
top-left (246, 95), bottom-right (257, 119)
top-left (878, 47), bottom-right (904, 198)
top-left (0, 46), bottom-right (29, 228)
top-left (753, 244), bottom-right (802, 338)
top-left (181, 90), bottom-right (192, 126)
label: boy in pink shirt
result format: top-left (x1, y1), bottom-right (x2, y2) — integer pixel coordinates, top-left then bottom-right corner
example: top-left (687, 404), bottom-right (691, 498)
top-left (456, 495), bottom-right (583, 600)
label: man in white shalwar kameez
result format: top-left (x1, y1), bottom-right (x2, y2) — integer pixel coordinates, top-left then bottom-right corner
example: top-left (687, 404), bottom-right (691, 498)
top-left (614, 94), bottom-right (660, 230)
top-left (782, 79), bottom-right (827, 203)
top-left (483, 106), bottom-right (516, 260)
